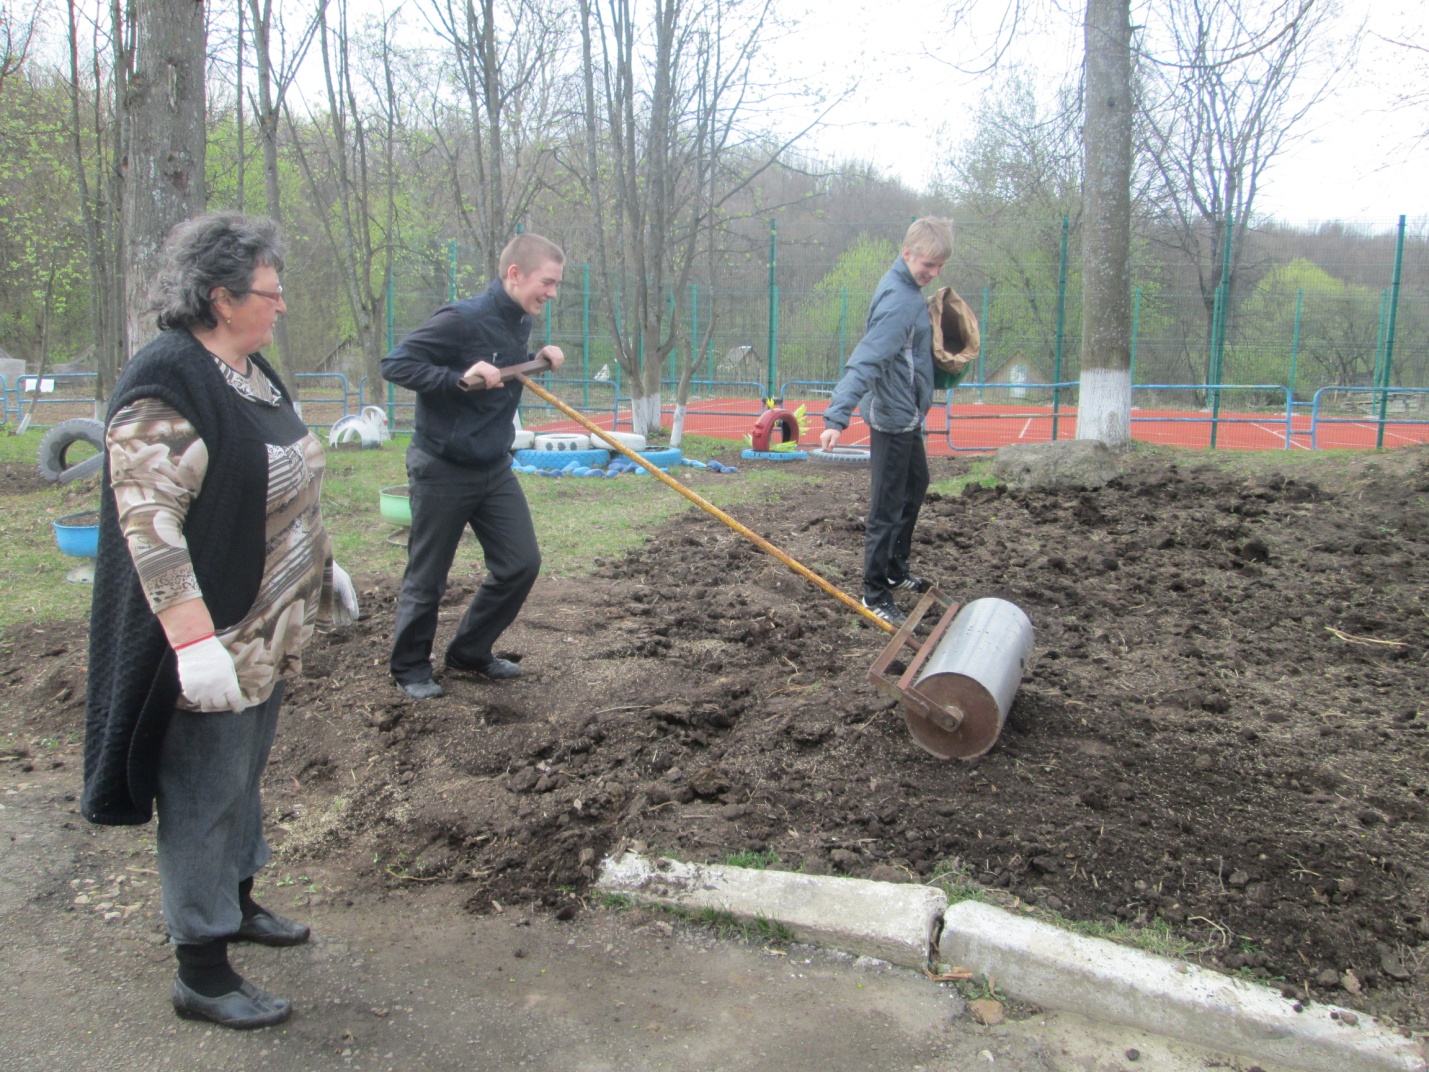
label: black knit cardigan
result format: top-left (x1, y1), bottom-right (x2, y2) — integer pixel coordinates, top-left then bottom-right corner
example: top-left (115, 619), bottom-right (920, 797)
top-left (81, 329), bottom-right (288, 825)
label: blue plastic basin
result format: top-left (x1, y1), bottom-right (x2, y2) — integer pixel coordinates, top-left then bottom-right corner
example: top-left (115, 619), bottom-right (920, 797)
top-left (54, 510), bottom-right (100, 559)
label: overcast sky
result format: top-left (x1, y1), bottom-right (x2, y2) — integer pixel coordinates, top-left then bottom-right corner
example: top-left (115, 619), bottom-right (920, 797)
top-left (774, 0), bottom-right (1427, 228)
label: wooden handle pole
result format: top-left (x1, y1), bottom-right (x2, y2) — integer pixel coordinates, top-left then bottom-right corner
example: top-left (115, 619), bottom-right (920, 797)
top-left (516, 374), bottom-right (894, 634)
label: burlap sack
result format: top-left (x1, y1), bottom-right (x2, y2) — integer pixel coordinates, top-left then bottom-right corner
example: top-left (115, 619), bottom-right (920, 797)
top-left (928, 286), bottom-right (980, 375)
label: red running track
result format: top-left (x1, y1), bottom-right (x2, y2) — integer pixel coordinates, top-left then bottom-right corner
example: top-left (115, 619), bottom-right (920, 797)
top-left (529, 397), bottom-right (1429, 454)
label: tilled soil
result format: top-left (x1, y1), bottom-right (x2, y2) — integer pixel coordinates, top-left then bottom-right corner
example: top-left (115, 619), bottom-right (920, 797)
top-left (5, 445), bottom-right (1429, 1034)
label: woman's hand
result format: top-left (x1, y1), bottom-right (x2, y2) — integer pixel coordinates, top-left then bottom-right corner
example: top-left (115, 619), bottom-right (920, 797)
top-left (174, 635), bottom-right (246, 712)
top-left (331, 562), bottom-right (359, 627)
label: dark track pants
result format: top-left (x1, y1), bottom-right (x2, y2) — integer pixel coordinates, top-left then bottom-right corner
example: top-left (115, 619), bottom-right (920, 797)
top-left (863, 428), bottom-right (929, 602)
top-left (390, 446), bottom-right (540, 684)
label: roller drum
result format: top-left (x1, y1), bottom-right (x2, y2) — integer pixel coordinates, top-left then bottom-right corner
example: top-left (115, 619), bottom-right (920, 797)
top-left (906, 598), bottom-right (1035, 760)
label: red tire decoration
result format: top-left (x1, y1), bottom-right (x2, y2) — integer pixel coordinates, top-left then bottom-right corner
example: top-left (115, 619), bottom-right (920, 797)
top-left (750, 407), bottom-right (800, 452)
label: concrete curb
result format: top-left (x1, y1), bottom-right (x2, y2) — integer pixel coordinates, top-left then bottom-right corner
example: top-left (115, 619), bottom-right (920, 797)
top-left (596, 851), bottom-right (946, 970)
top-left (941, 900), bottom-right (1427, 1072)
top-left (597, 853), bottom-right (1426, 1072)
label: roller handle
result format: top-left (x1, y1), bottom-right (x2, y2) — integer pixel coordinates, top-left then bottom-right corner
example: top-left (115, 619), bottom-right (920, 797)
top-left (463, 355), bottom-right (555, 388)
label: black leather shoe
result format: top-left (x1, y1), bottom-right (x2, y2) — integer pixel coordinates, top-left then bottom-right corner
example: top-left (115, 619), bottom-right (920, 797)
top-left (398, 678), bottom-right (444, 699)
top-left (172, 977), bottom-right (292, 1029)
top-left (235, 909), bottom-right (310, 947)
top-left (445, 656), bottom-right (522, 680)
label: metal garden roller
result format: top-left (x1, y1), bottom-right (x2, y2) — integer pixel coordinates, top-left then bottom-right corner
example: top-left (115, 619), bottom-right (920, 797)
top-left (491, 358), bottom-right (1035, 759)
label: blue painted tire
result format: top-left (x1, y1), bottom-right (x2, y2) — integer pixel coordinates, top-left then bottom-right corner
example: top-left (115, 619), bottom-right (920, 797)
top-left (741, 449), bottom-right (808, 461)
top-left (637, 447), bottom-right (683, 468)
top-left (513, 448), bottom-right (610, 470)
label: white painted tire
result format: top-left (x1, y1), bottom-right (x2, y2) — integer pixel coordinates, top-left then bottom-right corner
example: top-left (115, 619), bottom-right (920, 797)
top-left (591, 430), bottom-right (647, 452)
top-left (534, 433), bottom-right (592, 451)
top-left (512, 430), bottom-right (536, 450)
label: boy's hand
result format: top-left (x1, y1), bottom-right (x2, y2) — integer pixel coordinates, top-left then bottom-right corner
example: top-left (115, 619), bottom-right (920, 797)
top-left (819, 428), bottom-right (841, 451)
top-left (536, 345), bottom-right (565, 372)
top-left (460, 360), bottom-right (501, 389)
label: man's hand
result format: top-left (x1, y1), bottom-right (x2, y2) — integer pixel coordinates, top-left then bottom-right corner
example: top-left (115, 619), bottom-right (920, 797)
top-left (536, 345), bottom-right (565, 372)
top-left (819, 427), bottom-right (842, 451)
top-left (460, 360), bottom-right (501, 390)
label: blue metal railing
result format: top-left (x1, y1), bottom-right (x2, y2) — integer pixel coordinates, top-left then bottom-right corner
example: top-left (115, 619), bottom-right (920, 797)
top-left (1131, 384), bottom-right (1294, 450)
top-left (1308, 386), bottom-right (1429, 449)
top-left (12, 372), bottom-right (99, 423)
top-left (292, 373), bottom-right (351, 428)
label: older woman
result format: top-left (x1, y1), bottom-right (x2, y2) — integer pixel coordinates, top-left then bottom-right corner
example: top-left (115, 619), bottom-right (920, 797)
top-left (82, 212), bottom-right (356, 1029)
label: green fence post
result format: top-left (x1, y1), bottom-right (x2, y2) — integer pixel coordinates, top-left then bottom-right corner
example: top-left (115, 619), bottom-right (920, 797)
top-left (691, 283), bottom-right (698, 389)
top-left (385, 270), bottom-right (396, 425)
top-left (448, 239), bottom-right (457, 302)
top-left (1208, 216), bottom-right (1233, 448)
top-left (582, 264), bottom-right (590, 407)
top-left (979, 285), bottom-right (989, 403)
top-left (1051, 215), bottom-right (1069, 440)
top-left (767, 219), bottom-right (778, 398)
top-left (1129, 286), bottom-right (1141, 383)
top-left (1376, 215), bottom-right (1407, 448)
top-left (1288, 287), bottom-right (1303, 402)
top-left (838, 286), bottom-right (848, 370)
top-left (1373, 288), bottom-right (1389, 391)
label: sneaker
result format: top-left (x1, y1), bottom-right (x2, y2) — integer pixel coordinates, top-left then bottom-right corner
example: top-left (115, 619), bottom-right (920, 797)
top-left (861, 594), bottom-right (908, 628)
top-left (890, 574), bottom-right (933, 593)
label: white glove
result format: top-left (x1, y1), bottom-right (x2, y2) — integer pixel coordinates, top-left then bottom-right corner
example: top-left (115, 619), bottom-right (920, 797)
top-left (175, 635), bottom-right (246, 713)
top-left (332, 562), bottom-right (359, 627)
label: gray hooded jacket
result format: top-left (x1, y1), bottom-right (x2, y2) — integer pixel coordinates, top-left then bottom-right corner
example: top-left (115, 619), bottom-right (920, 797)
top-left (822, 257), bottom-right (934, 435)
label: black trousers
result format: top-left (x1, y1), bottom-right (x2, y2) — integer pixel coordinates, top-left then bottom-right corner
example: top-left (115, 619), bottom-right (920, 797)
top-left (390, 446), bottom-right (540, 684)
top-left (863, 428), bottom-right (929, 601)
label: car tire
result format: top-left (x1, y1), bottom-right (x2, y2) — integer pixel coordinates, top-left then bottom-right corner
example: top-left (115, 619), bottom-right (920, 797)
top-left (38, 418), bottom-right (106, 484)
top-left (808, 447), bottom-right (871, 467)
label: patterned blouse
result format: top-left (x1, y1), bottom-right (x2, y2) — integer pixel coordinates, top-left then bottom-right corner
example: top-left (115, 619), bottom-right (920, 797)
top-left (106, 352), bottom-right (333, 709)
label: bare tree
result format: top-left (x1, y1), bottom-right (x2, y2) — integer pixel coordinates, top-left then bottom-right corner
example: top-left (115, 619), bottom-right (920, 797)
top-left (1139, 0), bottom-right (1351, 364)
top-left (423, 0), bottom-right (571, 277)
top-left (575, 0), bottom-right (830, 440)
top-left (124, 0), bottom-right (207, 351)
top-left (288, 0), bottom-right (395, 387)
top-left (246, 0), bottom-right (325, 377)
top-left (1077, 0), bottom-right (1133, 444)
top-left (64, 0), bottom-right (131, 401)
top-left (0, 0), bottom-right (39, 96)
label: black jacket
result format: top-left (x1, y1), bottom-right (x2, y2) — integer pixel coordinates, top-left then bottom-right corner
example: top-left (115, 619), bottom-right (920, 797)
top-left (380, 279), bottom-right (533, 466)
top-left (82, 330), bottom-right (287, 825)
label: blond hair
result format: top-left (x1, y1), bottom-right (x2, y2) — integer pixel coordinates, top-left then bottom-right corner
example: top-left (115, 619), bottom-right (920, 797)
top-left (499, 233), bottom-right (565, 277)
top-left (902, 218), bottom-right (954, 262)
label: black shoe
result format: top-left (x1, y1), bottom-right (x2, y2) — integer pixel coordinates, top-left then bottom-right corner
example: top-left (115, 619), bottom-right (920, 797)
top-left (445, 655), bottom-right (522, 680)
top-left (171, 977), bottom-right (292, 1029)
top-left (861, 594), bottom-right (908, 628)
top-left (235, 909), bottom-right (310, 947)
top-left (890, 574), bottom-right (933, 593)
top-left (398, 678), bottom-right (444, 700)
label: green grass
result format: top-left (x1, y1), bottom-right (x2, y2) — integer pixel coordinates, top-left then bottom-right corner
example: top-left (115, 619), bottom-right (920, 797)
top-left (0, 428), bottom-right (106, 627)
top-left (0, 427), bottom-right (834, 633)
top-left (927, 858), bottom-right (993, 904)
top-left (928, 458), bottom-right (998, 498)
top-left (725, 849), bottom-right (784, 870)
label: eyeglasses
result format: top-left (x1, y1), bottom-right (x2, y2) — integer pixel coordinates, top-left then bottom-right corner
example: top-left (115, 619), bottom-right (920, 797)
top-left (248, 285), bottom-right (284, 302)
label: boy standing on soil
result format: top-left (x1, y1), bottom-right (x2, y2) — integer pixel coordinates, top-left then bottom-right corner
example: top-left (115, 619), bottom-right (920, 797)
top-left (381, 234), bottom-right (566, 699)
top-left (818, 217), bottom-right (953, 628)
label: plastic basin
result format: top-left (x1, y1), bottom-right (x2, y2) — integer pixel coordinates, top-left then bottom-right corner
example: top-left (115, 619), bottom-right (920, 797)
top-left (54, 510), bottom-right (100, 559)
top-left (379, 485), bottom-right (412, 527)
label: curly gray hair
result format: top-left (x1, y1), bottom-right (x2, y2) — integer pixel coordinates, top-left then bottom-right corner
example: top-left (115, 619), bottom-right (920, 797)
top-left (154, 212), bottom-right (286, 331)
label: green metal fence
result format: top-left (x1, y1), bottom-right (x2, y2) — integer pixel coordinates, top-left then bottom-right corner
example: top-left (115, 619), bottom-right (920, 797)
top-left (367, 214), bottom-right (1427, 448)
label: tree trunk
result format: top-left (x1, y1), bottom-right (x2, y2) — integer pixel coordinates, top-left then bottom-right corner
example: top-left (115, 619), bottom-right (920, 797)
top-left (1077, 0), bottom-right (1132, 446)
top-left (124, 0), bottom-right (207, 353)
